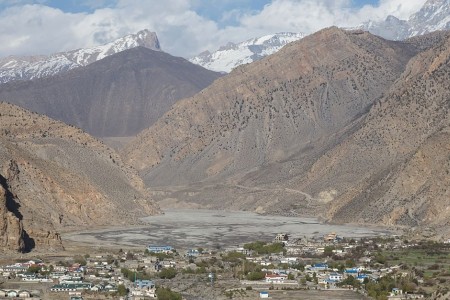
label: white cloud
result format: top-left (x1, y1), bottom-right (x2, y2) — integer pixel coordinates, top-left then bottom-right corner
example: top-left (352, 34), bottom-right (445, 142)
top-left (0, 0), bottom-right (428, 58)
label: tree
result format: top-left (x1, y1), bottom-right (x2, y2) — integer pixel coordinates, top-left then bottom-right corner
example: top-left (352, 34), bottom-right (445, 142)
top-left (292, 263), bottom-right (305, 271)
top-left (222, 251), bottom-right (246, 263)
top-left (156, 287), bottom-right (182, 300)
top-left (159, 267), bottom-right (177, 279)
top-left (27, 266), bottom-right (41, 273)
top-left (339, 275), bottom-right (360, 288)
top-left (117, 284), bottom-right (128, 296)
top-left (246, 271), bottom-right (266, 280)
top-left (324, 246), bottom-right (335, 257)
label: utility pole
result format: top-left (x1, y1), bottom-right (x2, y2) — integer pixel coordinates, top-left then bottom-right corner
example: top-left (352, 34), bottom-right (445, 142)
top-left (208, 272), bottom-right (215, 286)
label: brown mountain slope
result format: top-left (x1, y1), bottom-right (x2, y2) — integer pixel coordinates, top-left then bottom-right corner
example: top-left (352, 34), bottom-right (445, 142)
top-left (294, 31), bottom-right (450, 231)
top-left (0, 102), bottom-right (159, 252)
top-left (123, 27), bottom-right (416, 191)
top-left (0, 47), bottom-right (222, 137)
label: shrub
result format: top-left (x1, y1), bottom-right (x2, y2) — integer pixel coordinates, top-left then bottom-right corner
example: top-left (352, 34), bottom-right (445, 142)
top-left (159, 267), bottom-right (177, 279)
top-left (156, 287), bottom-right (182, 300)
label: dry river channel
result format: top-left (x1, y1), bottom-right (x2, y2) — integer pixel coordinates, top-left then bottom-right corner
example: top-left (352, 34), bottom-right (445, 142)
top-left (62, 209), bottom-right (393, 250)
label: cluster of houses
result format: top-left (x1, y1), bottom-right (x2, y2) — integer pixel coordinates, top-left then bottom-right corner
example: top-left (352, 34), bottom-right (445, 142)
top-left (0, 256), bottom-right (127, 298)
top-left (224, 232), bottom-right (426, 297)
top-left (0, 290), bottom-right (32, 298)
top-left (130, 279), bottom-right (156, 299)
top-left (0, 233), bottom-right (440, 299)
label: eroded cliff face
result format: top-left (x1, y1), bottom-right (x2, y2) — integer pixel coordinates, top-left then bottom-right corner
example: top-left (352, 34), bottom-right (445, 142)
top-left (0, 161), bottom-right (63, 252)
top-left (0, 181), bottom-right (25, 252)
top-left (0, 102), bottom-right (159, 252)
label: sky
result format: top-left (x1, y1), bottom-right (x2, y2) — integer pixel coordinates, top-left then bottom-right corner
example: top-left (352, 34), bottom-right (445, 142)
top-left (0, 0), bottom-right (427, 58)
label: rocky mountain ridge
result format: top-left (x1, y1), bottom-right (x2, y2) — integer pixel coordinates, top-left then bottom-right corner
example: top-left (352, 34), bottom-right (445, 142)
top-left (0, 102), bottom-right (160, 252)
top-left (192, 0), bottom-right (449, 73)
top-left (122, 27), bottom-right (414, 212)
top-left (310, 30), bottom-right (450, 229)
top-left (0, 29), bottom-right (160, 84)
top-left (0, 47), bottom-right (222, 137)
top-left (123, 28), bottom-right (450, 236)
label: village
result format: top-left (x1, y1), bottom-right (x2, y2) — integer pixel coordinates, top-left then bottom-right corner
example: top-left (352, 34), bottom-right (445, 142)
top-left (0, 232), bottom-right (449, 300)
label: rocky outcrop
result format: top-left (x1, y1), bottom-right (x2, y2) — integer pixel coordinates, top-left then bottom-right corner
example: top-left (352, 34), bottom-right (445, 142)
top-left (0, 180), bottom-right (25, 252)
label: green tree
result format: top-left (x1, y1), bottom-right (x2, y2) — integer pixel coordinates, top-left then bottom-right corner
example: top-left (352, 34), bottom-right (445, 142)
top-left (159, 267), bottom-right (177, 279)
top-left (222, 251), bottom-right (246, 263)
top-left (246, 271), bottom-right (266, 280)
top-left (291, 263), bottom-right (305, 271)
top-left (313, 272), bottom-right (318, 284)
top-left (156, 287), bottom-right (182, 300)
top-left (324, 246), bottom-right (335, 256)
top-left (117, 284), bottom-right (128, 296)
top-left (243, 241), bottom-right (285, 255)
top-left (339, 275), bottom-right (360, 288)
top-left (27, 266), bottom-right (41, 273)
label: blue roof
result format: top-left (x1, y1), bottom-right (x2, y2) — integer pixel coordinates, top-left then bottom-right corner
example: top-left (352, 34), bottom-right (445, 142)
top-left (313, 263), bottom-right (328, 267)
top-left (345, 269), bottom-right (358, 273)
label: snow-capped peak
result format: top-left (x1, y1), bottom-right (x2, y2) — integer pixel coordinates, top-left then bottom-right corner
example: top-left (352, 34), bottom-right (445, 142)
top-left (65, 29), bottom-right (160, 66)
top-left (0, 29), bottom-right (160, 84)
top-left (189, 32), bottom-right (305, 73)
top-left (355, 0), bottom-right (450, 41)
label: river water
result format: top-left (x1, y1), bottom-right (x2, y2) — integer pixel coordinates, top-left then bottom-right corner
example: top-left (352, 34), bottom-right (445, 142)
top-left (64, 209), bottom-right (392, 250)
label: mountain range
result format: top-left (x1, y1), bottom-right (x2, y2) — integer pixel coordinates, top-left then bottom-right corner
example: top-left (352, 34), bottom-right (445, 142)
top-left (0, 0), bottom-right (448, 80)
top-left (123, 27), bottom-right (450, 238)
top-left (191, 0), bottom-right (450, 73)
top-left (357, 0), bottom-right (450, 41)
top-left (189, 32), bottom-right (305, 73)
top-left (0, 29), bottom-right (161, 84)
top-left (0, 47), bottom-right (222, 137)
top-left (1, 0), bottom-right (450, 253)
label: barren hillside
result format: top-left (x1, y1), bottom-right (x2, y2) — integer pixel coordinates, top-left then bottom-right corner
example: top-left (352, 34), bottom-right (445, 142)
top-left (0, 47), bottom-right (222, 137)
top-left (297, 31), bottom-right (450, 230)
top-left (0, 102), bottom-right (160, 252)
top-left (122, 28), bottom-right (450, 235)
top-left (122, 28), bottom-right (415, 214)
top-left (124, 27), bottom-right (415, 185)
